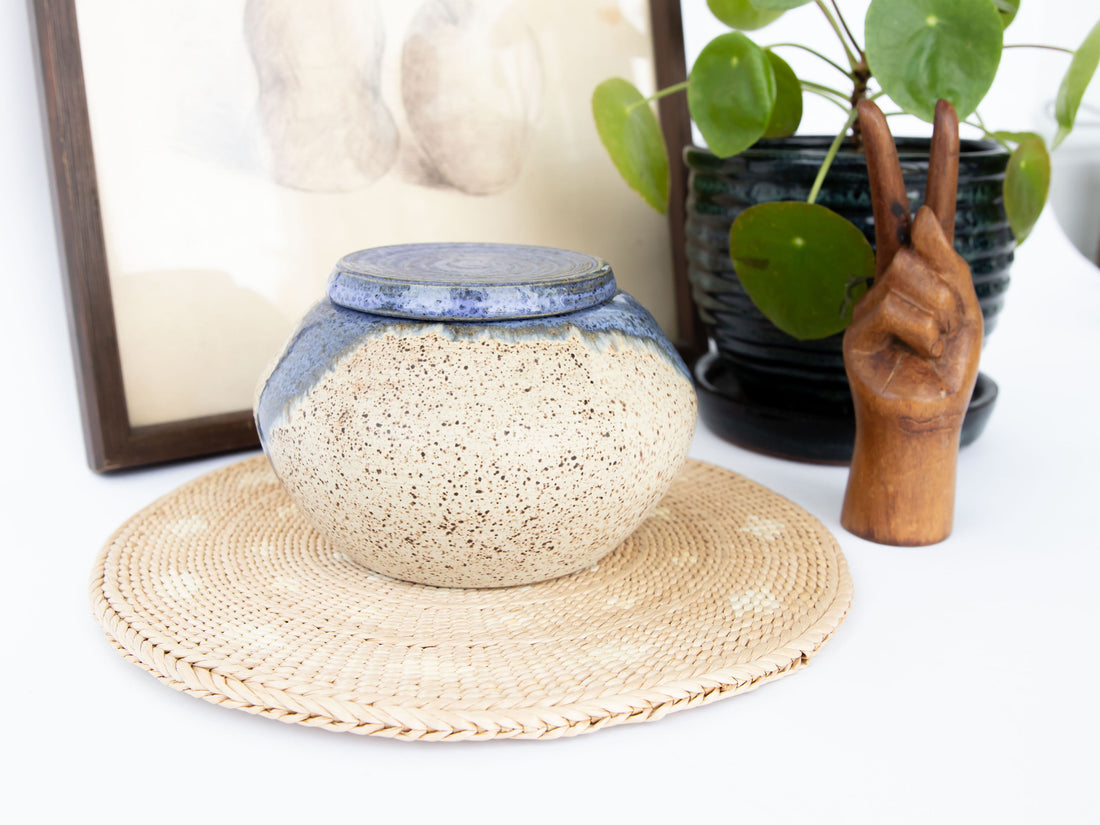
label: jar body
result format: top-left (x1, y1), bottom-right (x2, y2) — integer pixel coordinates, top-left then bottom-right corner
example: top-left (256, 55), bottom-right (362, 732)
top-left (256, 292), bottom-right (697, 588)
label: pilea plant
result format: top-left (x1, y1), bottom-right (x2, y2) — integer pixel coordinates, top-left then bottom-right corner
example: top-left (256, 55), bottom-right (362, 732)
top-left (592, 0), bottom-right (1100, 340)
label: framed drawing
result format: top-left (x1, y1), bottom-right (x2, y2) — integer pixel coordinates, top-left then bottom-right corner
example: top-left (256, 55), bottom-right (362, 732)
top-left (32, 0), bottom-right (698, 471)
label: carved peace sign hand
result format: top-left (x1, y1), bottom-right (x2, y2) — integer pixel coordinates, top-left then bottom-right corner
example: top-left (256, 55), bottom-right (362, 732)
top-left (841, 99), bottom-right (983, 546)
top-left (843, 99), bottom-right (983, 417)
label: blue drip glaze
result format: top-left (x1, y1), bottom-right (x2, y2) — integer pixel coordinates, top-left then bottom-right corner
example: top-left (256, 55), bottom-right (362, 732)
top-left (255, 292), bottom-right (690, 446)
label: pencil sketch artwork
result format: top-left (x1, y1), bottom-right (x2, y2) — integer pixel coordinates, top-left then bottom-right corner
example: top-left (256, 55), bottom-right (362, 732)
top-left (245, 0), bottom-right (400, 192)
top-left (399, 0), bottom-right (543, 195)
top-left (245, 0), bottom-right (543, 196)
top-left (73, 0), bottom-right (675, 427)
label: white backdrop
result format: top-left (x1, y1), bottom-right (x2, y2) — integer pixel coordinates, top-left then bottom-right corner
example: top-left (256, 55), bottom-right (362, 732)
top-left (3, 3), bottom-right (1099, 824)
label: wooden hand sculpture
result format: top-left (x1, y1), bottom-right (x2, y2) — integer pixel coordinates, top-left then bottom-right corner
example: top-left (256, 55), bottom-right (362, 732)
top-left (840, 99), bottom-right (983, 546)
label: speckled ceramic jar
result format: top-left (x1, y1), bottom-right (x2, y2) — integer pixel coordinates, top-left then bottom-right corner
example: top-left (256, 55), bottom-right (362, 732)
top-left (255, 243), bottom-right (697, 588)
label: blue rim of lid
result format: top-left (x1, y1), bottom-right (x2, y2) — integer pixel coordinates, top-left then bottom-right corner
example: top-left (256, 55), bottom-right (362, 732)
top-left (326, 242), bottom-right (617, 321)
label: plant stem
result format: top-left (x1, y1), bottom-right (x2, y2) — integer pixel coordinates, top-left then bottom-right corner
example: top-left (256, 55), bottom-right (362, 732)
top-left (814, 0), bottom-right (860, 69)
top-left (768, 42), bottom-right (852, 78)
top-left (965, 113), bottom-right (1015, 149)
top-left (642, 80), bottom-right (689, 105)
top-left (964, 119), bottom-right (1007, 148)
top-left (808, 106), bottom-right (861, 205)
top-left (801, 83), bottom-right (853, 113)
top-left (1004, 44), bottom-right (1075, 55)
top-left (801, 79), bottom-right (851, 100)
top-left (830, 0), bottom-right (864, 58)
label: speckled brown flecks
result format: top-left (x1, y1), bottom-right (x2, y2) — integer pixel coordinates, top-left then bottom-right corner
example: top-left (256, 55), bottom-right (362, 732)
top-left (264, 326), bottom-right (696, 587)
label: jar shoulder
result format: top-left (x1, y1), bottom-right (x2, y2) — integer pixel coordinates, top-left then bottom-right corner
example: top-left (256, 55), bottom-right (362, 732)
top-left (256, 293), bottom-right (690, 441)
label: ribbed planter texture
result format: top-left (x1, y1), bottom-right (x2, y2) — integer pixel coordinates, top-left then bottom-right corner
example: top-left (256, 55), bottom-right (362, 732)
top-left (685, 137), bottom-right (1013, 463)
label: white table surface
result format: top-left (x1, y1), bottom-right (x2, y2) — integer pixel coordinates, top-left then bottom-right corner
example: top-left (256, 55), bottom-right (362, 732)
top-left (4, 5), bottom-right (1099, 824)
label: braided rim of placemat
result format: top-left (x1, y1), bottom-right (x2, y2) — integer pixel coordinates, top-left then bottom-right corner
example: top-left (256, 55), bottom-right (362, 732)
top-left (91, 457), bottom-right (852, 742)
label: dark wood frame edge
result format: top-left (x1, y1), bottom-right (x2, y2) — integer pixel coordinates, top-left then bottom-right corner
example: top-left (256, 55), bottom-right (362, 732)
top-left (31, 0), bottom-right (258, 472)
top-left (650, 0), bottom-right (707, 364)
top-left (31, 0), bottom-right (698, 472)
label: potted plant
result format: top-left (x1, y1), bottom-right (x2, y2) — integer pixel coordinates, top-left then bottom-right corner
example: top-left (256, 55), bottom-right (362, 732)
top-left (592, 0), bottom-right (1100, 461)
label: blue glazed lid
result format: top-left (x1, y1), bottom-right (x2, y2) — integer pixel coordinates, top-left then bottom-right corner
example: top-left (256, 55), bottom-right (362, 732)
top-left (326, 242), bottom-right (617, 321)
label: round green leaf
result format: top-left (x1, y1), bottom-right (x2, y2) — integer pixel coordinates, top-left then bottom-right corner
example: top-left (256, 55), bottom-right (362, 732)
top-left (707, 0), bottom-right (783, 30)
top-left (865, 0), bottom-right (1003, 121)
top-left (991, 0), bottom-right (1019, 29)
top-left (748, 0), bottom-right (815, 9)
top-left (1003, 137), bottom-right (1050, 243)
top-left (1054, 18), bottom-right (1100, 148)
top-left (592, 78), bottom-right (670, 213)
top-left (763, 51), bottom-right (803, 137)
top-left (689, 32), bottom-right (776, 158)
top-left (990, 130), bottom-right (1043, 146)
top-left (729, 202), bottom-right (874, 340)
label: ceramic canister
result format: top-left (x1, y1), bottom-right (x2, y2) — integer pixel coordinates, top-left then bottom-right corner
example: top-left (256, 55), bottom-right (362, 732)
top-left (255, 243), bottom-right (697, 588)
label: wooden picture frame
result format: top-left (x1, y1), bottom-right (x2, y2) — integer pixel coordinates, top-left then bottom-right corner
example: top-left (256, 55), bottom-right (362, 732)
top-left (32, 0), bottom-right (699, 472)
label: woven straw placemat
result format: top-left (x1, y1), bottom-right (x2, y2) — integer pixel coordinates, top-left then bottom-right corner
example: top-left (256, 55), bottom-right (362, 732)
top-left (92, 456), bottom-right (852, 741)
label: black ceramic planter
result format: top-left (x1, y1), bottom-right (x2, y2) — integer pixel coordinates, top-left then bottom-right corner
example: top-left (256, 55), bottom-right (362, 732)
top-left (684, 138), bottom-right (1014, 463)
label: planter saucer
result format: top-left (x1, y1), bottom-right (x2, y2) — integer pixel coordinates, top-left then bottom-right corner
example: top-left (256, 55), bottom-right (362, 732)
top-left (92, 456), bottom-right (852, 741)
top-left (695, 352), bottom-right (999, 464)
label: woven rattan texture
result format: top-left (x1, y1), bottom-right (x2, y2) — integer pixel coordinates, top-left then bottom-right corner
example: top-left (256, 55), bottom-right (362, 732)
top-left (92, 457), bottom-right (852, 741)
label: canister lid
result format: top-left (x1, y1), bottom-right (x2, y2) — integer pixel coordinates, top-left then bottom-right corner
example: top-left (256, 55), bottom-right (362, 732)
top-left (326, 242), bottom-right (617, 321)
